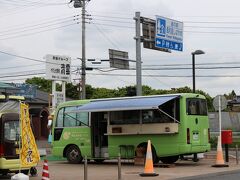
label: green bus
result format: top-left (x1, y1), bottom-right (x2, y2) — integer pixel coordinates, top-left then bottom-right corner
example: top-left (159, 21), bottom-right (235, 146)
top-left (51, 93), bottom-right (210, 164)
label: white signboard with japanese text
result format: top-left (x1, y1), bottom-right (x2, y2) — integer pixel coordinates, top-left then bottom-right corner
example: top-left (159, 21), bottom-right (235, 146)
top-left (45, 54), bottom-right (71, 82)
top-left (155, 16), bottom-right (183, 51)
top-left (54, 92), bottom-right (64, 108)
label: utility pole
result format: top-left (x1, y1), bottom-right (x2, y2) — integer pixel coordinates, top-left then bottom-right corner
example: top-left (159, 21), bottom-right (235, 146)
top-left (81, 0), bottom-right (86, 99)
top-left (134, 12), bottom-right (142, 96)
top-left (73, 0), bottom-right (88, 99)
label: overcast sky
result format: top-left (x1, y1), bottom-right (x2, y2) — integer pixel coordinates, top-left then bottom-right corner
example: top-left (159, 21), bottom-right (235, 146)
top-left (1, 0), bottom-right (240, 97)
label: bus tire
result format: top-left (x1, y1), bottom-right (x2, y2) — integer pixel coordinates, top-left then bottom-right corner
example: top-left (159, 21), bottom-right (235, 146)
top-left (21, 169), bottom-right (29, 175)
top-left (94, 159), bottom-right (105, 163)
top-left (160, 155), bottom-right (179, 164)
top-left (0, 170), bottom-right (8, 176)
top-left (193, 153), bottom-right (199, 162)
top-left (66, 145), bottom-right (83, 164)
top-left (30, 167), bottom-right (37, 176)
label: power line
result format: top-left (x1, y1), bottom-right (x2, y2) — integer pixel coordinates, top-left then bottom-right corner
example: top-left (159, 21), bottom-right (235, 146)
top-left (90, 14), bottom-right (132, 20)
top-left (0, 63), bottom-right (42, 70)
top-left (0, 50), bottom-right (61, 65)
top-left (0, 72), bottom-right (45, 78)
top-left (185, 21), bottom-right (240, 24)
top-left (185, 30), bottom-right (240, 35)
top-left (143, 61), bottom-right (240, 67)
top-left (0, 0), bottom-right (66, 19)
top-left (0, 19), bottom-right (77, 37)
top-left (89, 21), bottom-right (240, 35)
top-left (93, 23), bottom-right (120, 50)
top-left (0, 22), bottom-right (78, 40)
top-left (0, 0), bottom-right (67, 7)
top-left (185, 25), bottom-right (240, 30)
top-left (87, 73), bottom-right (240, 78)
top-left (0, 75), bottom-right (45, 82)
top-left (0, 14), bottom-right (79, 34)
top-left (0, 69), bottom-right (45, 76)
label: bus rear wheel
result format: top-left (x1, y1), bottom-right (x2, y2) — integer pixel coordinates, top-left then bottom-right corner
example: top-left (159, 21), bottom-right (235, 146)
top-left (94, 159), bottom-right (105, 163)
top-left (160, 155), bottom-right (179, 164)
top-left (137, 143), bottom-right (159, 164)
top-left (66, 145), bottom-right (83, 164)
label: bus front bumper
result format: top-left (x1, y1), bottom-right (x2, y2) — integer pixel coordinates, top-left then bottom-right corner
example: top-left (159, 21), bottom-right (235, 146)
top-left (179, 144), bottom-right (211, 154)
top-left (0, 158), bottom-right (36, 171)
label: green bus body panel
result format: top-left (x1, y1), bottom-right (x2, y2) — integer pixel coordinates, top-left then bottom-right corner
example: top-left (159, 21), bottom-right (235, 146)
top-left (52, 93), bottom-right (210, 159)
top-left (52, 127), bottom-right (92, 157)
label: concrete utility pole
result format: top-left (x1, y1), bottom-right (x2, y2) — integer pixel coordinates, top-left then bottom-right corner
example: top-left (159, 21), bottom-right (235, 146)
top-left (134, 12), bottom-right (142, 96)
top-left (73, 0), bottom-right (88, 99)
top-left (81, 0), bottom-right (86, 99)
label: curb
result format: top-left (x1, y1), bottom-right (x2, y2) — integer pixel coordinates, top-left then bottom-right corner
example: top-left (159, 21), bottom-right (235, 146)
top-left (41, 155), bottom-right (66, 161)
top-left (174, 169), bottom-right (240, 180)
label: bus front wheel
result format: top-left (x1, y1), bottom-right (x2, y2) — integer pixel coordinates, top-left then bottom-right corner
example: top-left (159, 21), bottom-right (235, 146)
top-left (66, 145), bottom-right (83, 164)
top-left (159, 155), bottom-right (179, 164)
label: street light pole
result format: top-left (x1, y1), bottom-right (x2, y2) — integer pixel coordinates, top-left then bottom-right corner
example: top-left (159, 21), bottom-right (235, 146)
top-left (192, 53), bottom-right (196, 93)
top-left (191, 50), bottom-right (205, 93)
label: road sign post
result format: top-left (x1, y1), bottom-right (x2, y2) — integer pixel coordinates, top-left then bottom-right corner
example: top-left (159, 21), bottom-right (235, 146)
top-left (213, 95), bottom-right (227, 140)
top-left (213, 95), bottom-right (228, 161)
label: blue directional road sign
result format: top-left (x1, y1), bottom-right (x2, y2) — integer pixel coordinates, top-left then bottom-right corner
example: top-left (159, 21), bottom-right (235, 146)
top-left (155, 16), bottom-right (183, 51)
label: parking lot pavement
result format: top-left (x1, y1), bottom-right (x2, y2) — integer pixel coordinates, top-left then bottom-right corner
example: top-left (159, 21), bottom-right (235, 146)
top-left (26, 157), bottom-right (240, 180)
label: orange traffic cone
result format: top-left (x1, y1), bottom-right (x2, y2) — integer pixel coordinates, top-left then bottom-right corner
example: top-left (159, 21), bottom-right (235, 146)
top-left (212, 136), bottom-right (228, 167)
top-left (139, 140), bottom-right (159, 177)
top-left (42, 159), bottom-right (50, 180)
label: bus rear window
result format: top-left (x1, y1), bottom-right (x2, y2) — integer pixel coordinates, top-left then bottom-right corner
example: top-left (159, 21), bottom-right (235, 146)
top-left (4, 121), bottom-right (20, 141)
top-left (187, 98), bottom-right (207, 115)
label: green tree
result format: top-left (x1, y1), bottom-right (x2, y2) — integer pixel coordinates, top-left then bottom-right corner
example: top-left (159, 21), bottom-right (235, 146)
top-left (26, 77), bottom-right (52, 93)
top-left (25, 77), bottom-right (214, 110)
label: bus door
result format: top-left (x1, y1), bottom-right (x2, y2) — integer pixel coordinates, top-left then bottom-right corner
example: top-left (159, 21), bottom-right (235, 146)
top-left (186, 98), bottom-right (208, 146)
top-left (1, 113), bottom-right (20, 159)
top-left (91, 112), bottom-right (108, 158)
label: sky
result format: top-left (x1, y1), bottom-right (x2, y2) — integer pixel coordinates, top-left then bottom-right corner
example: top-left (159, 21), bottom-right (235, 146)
top-left (1, 0), bottom-right (240, 97)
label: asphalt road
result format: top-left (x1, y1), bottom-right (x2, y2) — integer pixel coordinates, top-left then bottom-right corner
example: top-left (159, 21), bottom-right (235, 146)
top-left (1, 158), bottom-right (240, 180)
top-left (178, 169), bottom-right (240, 180)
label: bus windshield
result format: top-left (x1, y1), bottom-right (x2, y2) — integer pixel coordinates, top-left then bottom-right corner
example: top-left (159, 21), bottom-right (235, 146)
top-left (4, 121), bottom-right (20, 141)
top-left (56, 106), bottom-right (89, 127)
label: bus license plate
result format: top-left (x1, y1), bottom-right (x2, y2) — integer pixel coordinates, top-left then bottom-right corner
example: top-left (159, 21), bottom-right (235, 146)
top-left (193, 133), bottom-right (199, 140)
top-left (16, 148), bottom-right (20, 154)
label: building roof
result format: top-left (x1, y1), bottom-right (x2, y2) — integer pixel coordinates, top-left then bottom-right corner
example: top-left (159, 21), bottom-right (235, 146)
top-left (25, 89), bottom-right (73, 105)
top-left (0, 82), bottom-right (19, 94)
top-left (0, 82), bottom-right (73, 105)
top-left (228, 96), bottom-right (240, 105)
top-left (25, 89), bottom-right (50, 104)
